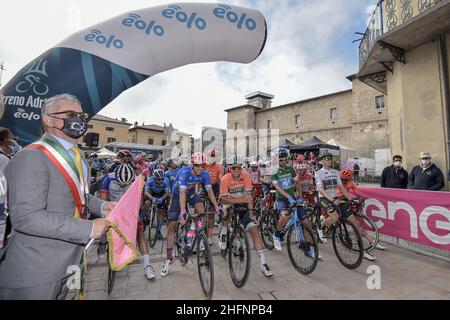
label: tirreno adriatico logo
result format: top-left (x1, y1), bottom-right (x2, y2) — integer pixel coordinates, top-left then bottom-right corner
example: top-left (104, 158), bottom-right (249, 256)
top-left (15, 59), bottom-right (49, 96)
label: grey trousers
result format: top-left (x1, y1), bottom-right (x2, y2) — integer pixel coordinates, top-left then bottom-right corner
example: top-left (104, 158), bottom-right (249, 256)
top-left (0, 279), bottom-right (69, 300)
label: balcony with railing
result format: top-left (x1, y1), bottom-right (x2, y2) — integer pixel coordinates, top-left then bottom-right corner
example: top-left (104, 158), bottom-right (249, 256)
top-left (357, 0), bottom-right (450, 93)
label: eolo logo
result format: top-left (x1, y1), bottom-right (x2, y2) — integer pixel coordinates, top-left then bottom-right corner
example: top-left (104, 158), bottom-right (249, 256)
top-left (84, 29), bottom-right (124, 49)
top-left (122, 13), bottom-right (165, 37)
top-left (161, 5), bottom-right (207, 30)
top-left (213, 4), bottom-right (257, 31)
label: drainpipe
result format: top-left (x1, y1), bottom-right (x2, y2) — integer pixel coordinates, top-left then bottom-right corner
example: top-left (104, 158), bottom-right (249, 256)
top-left (437, 35), bottom-right (450, 189)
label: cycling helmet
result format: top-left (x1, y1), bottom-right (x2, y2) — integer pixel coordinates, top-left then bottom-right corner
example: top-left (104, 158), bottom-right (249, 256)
top-left (320, 152), bottom-right (333, 160)
top-left (148, 161), bottom-right (159, 172)
top-left (340, 168), bottom-right (353, 180)
top-left (115, 163), bottom-right (135, 186)
top-left (298, 163), bottom-right (308, 171)
top-left (207, 148), bottom-right (216, 158)
top-left (273, 148), bottom-right (289, 159)
top-left (179, 155), bottom-right (191, 166)
top-left (133, 155), bottom-right (142, 163)
top-left (296, 155), bottom-right (305, 163)
top-left (191, 152), bottom-right (207, 165)
top-left (117, 149), bottom-right (132, 158)
top-left (250, 161), bottom-right (258, 167)
top-left (228, 155), bottom-right (245, 166)
top-left (153, 168), bottom-right (165, 179)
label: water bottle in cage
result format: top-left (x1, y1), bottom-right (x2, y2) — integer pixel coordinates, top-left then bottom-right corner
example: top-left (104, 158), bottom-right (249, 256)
top-left (186, 221), bottom-right (196, 247)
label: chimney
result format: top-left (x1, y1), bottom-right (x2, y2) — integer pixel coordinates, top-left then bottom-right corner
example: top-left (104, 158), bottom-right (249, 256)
top-left (245, 91), bottom-right (274, 109)
top-left (121, 118), bottom-right (127, 123)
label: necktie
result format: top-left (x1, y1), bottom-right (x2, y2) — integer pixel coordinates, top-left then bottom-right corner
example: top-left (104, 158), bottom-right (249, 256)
top-left (71, 146), bottom-right (87, 219)
top-left (72, 146), bottom-right (84, 180)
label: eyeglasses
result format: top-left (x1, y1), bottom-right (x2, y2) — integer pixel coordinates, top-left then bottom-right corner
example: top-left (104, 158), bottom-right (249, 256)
top-left (279, 158), bottom-right (287, 162)
top-left (193, 164), bottom-right (203, 168)
top-left (231, 166), bottom-right (242, 171)
top-left (420, 157), bottom-right (431, 160)
top-left (49, 110), bottom-right (89, 119)
top-left (322, 157), bottom-right (332, 161)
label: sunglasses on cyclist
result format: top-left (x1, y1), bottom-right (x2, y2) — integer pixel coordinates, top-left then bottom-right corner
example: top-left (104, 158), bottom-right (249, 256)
top-left (230, 166), bottom-right (242, 171)
top-left (193, 164), bottom-right (203, 168)
top-left (49, 110), bottom-right (89, 119)
top-left (279, 158), bottom-right (287, 162)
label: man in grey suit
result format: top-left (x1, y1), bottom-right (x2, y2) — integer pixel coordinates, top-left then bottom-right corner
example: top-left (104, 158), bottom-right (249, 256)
top-left (0, 94), bottom-right (115, 300)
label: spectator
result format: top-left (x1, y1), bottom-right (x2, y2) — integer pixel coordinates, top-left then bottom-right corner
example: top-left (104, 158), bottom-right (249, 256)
top-left (0, 94), bottom-right (115, 300)
top-left (409, 151), bottom-right (444, 191)
top-left (380, 155), bottom-right (408, 189)
top-left (353, 163), bottom-right (360, 181)
top-left (0, 128), bottom-right (19, 222)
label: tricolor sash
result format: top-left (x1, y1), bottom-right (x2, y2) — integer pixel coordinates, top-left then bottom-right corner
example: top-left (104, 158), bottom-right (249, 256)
top-left (27, 136), bottom-right (88, 219)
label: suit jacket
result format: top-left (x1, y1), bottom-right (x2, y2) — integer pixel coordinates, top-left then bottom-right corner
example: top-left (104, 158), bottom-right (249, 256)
top-left (0, 134), bottom-right (104, 288)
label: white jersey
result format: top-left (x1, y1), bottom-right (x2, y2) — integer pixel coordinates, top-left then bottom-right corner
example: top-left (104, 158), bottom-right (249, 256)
top-left (314, 167), bottom-right (342, 199)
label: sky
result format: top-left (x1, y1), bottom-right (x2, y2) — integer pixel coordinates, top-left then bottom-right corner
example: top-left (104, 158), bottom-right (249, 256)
top-left (0, 0), bottom-right (377, 138)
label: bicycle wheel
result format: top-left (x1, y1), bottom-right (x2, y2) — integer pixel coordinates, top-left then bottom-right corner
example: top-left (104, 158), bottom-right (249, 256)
top-left (332, 219), bottom-right (363, 269)
top-left (287, 222), bottom-right (319, 275)
top-left (196, 231), bottom-right (214, 299)
top-left (106, 265), bottom-right (116, 295)
top-left (175, 222), bottom-right (189, 266)
top-left (228, 226), bottom-right (251, 288)
top-left (353, 213), bottom-right (379, 252)
top-left (259, 209), bottom-right (277, 250)
top-left (148, 207), bottom-right (157, 248)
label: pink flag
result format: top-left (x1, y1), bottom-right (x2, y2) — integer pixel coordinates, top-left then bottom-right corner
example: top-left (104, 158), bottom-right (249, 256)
top-left (106, 176), bottom-right (143, 271)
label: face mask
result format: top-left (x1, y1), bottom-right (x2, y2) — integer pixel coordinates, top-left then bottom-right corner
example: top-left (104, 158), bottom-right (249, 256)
top-left (59, 116), bottom-right (88, 139)
top-left (421, 159), bottom-right (430, 166)
top-left (9, 139), bottom-right (22, 156)
top-left (394, 161), bottom-right (402, 167)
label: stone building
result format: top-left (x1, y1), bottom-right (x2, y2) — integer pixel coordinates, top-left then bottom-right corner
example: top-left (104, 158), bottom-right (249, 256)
top-left (225, 77), bottom-right (389, 159)
top-left (357, 0), bottom-right (450, 190)
top-left (80, 114), bottom-right (131, 148)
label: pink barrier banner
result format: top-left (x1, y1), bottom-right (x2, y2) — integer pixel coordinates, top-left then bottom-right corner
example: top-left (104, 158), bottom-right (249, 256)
top-left (106, 176), bottom-right (143, 271)
top-left (359, 187), bottom-right (450, 251)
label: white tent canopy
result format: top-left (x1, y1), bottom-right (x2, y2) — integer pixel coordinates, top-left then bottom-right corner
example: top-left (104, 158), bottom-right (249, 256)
top-left (93, 147), bottom-right (117, 158)
top-left (327, 138), bottom-right (356, 150)
top-left (327, 138), bottom-right (357, 164)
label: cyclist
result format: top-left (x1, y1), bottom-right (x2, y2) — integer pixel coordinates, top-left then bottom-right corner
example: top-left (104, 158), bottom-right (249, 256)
top-left (100, 163), bottom-right (156, 280)
top-left (271, 149), bottom-right (316, 257)
top-left (165, 158), bottom-right (179, 191)
top-left (145, 168), bottom-right (170, 240)
top-left (161, 152), bottom-right (222, 277)
top-left (337, 168), bottom-right (385, 259)
top-left (133, 155), bottom-right (149, 174)
top-left (297, 163), bottom-right (316, 205)
top-left (204, 148), bottom-right (223, 245)
top-left (315, 152), bottom-right (357, 238)
top-left (219, 155), bottom-right (274, 277)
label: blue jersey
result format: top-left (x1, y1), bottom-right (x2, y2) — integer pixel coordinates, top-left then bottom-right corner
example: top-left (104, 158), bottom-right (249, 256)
top-left (165, 168), bottom-right (179, 191)
top-left (145, 176), bottom-right (170, 195)
top-left (172, 166), bottom-right (212, 195)
top-left (100, 173), bottom-right (130, 201)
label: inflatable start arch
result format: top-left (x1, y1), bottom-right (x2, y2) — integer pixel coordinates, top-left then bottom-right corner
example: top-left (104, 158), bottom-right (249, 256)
top-left (0, 3), bottom-right (267, 145)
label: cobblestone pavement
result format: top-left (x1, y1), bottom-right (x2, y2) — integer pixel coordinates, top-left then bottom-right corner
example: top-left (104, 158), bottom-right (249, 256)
top-left (68, 227), bottom-right (450, 300)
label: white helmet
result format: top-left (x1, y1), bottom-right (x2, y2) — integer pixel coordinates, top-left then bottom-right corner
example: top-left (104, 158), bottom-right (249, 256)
top-left (115, 164), bottom-right (135, 186)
